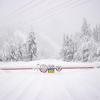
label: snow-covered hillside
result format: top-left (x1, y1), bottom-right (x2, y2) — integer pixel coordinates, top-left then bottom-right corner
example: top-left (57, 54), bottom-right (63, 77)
top-left (0, 59), bottom-right (100, 100)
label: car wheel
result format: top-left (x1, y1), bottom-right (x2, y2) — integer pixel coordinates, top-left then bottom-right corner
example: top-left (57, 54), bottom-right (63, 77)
top-left (39, 65), bottom-right (48, 73)
top-left (56, 67), bottom-right (62, 72)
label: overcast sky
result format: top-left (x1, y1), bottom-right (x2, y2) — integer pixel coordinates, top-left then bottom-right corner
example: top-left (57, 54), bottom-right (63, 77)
top-left (0, 0), bottom-right (100, 58)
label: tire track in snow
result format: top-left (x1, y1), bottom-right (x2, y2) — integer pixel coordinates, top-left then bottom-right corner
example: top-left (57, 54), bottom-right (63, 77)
top-left (0, 71), bottom-right (30, 100)
top-left (16, 73), bottom-right (46, 100)
top-left (34, 74), bottom-right (75, 100)
top-left (62, 70), bottom-right (100, 100)
top-left (1, 71), bottom-right (35, 100)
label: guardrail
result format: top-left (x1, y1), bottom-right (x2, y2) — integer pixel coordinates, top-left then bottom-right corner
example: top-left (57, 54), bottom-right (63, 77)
top-left (0, 65), bottom-right (99, 73)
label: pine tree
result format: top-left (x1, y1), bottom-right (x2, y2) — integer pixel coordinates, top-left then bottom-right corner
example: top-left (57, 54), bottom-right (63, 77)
top-left (16, 45), bottom-right (23, 61)
top-left (8, 45), bottom-right (17, 61)
top-left (93, 25), bottom-right (100, 43)
top-left (21, 43), bottom-right (28, 61)
top-left (61, 34), bottom-right (74, 61)
top-left (27, 32), bottom-right (37, 61)
top-left (80, 18), bottom-right (91, 42)
top-left (74, 19), bottom-right (93, 62)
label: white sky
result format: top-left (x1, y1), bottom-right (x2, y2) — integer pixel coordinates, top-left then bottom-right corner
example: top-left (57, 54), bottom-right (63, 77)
top-left (0, 0), bottom-right (100, 58)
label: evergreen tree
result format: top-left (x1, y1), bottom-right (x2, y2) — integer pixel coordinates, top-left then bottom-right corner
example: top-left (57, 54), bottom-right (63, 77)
top-left (27, 32), bottom-right (37, 61)
top-left (16, 45), bottom-right (23, 61)
top-left (73, 19), bottom-right (92, 62)
top-left (8, 45), bottom-right (17, 61)
top-left (93, 25), bottom-right (100, 43)
top-left (61, 34), bottom-right (74, 61)
top-left (81, 19), bottom-right (91, 38)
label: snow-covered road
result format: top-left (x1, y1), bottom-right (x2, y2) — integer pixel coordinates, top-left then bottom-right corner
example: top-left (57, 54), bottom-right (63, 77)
top-left (0, 68), bottom-right (100, 100)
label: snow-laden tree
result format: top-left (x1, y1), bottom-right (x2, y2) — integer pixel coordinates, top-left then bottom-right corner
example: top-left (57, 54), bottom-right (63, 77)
top-left (61, 34), bottom-right (75, 61)
top-left (15, 45), bottom-right (23, 61)
top-left (7, 44), bottom-right (17, 61)
top-left (96, 47), bottom-right (100, 61)
top-left (73, 19), bottom-right (93, 62)
top-left (3, 41), bottom-right (23, 61)
top-left (20, 43), bottom-right (28, 61)
top-left (27, 32), bottom-right (37, 61)
top-left (92, 25), bottom-right (100, 61)
top-left (80, 18), bottom-right (92, 42)
top-left (93, 25), bottom-right (100, 43)
top-left (74, 38), bottom-right (97, 62)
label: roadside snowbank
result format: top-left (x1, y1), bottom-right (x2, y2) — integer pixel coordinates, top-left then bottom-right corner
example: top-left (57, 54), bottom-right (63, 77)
top-left (0, 59), bottom-right (100, 68)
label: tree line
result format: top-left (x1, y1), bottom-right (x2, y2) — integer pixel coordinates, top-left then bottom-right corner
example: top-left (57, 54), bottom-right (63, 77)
top-left (0, 19), bottom-right (100, 62)
top-left (60, 19), bottom-right (100, 62)
top-left (0, 32), bottom-right (37, 61)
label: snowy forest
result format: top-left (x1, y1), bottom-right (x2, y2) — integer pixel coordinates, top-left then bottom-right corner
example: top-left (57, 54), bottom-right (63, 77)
top-left (0, 19), bottom-right (100, 62)
top-left (60, 19), bottom-right (100, 62)
top-left (0, 32), bottom-right (37, 61)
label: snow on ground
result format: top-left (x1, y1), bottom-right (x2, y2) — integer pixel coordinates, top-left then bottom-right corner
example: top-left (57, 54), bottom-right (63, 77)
top-left (0, 59), bottom-right (100, 100)
top-left (0, 59), bottom-right (100, 68)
